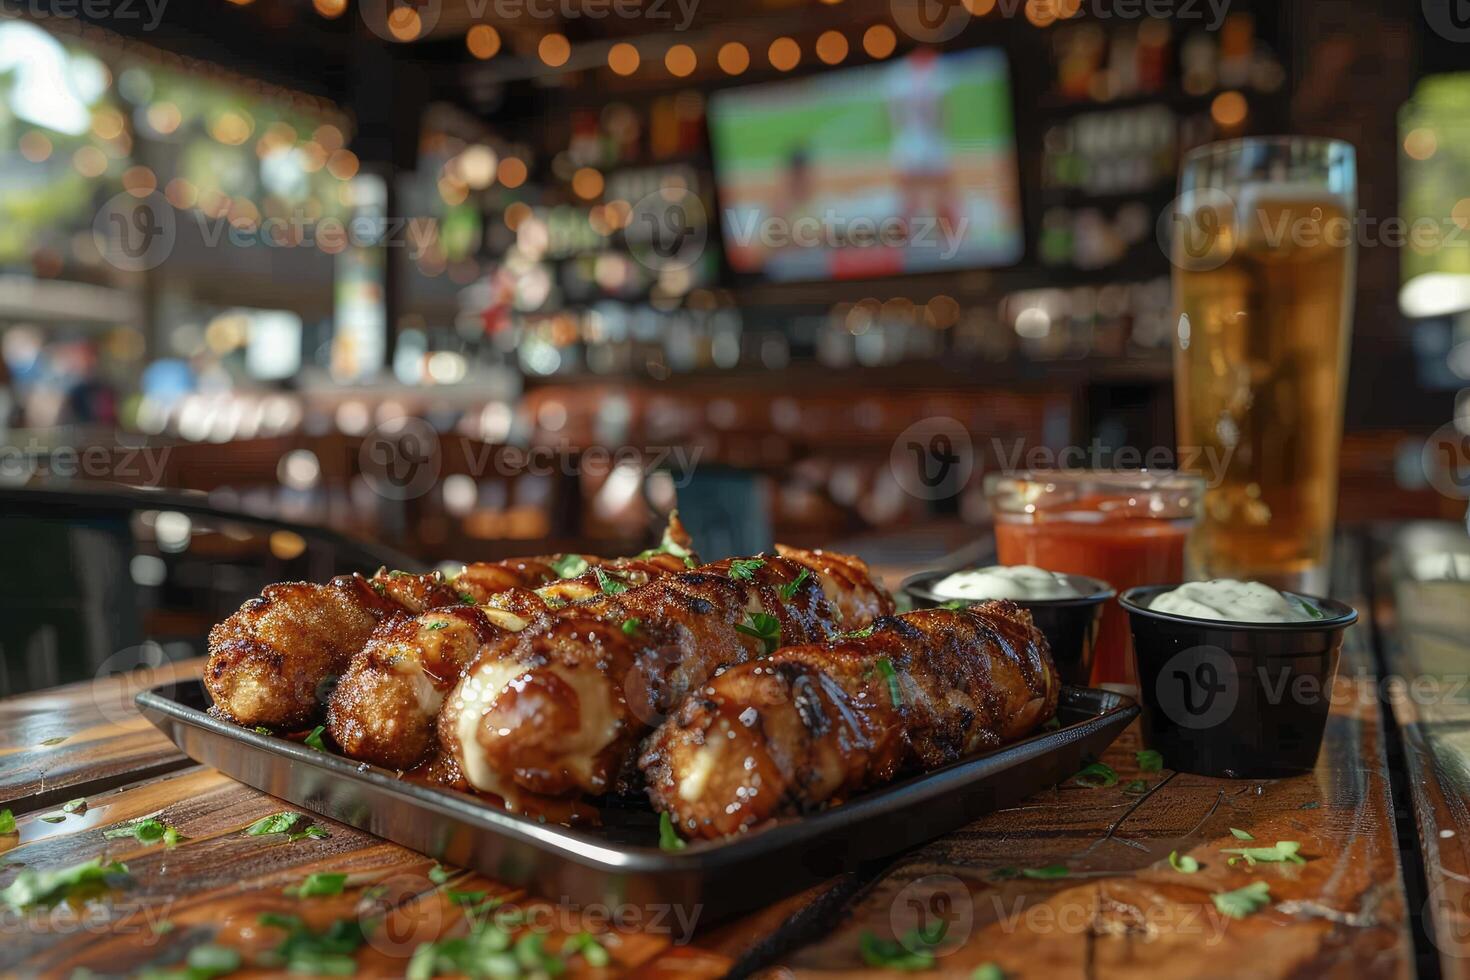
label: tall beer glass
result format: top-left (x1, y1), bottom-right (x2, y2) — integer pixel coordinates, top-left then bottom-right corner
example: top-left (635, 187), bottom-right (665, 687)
top-left (1170, 137), bottom-right (1356, 592)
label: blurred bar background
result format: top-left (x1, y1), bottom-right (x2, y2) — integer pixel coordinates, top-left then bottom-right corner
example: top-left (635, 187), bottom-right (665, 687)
top-left (0, 0), bottom-right (1464, 690)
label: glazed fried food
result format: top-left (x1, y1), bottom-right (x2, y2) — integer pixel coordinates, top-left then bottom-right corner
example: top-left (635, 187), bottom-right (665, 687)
top-left (325, 549), bottom-right (695, 770)
top-left (439, 549), bottom-right (893, 801)
top-left (640, 601), bottom-right (1059, 839)
top-left (205, 515), bottom-right (696, 730)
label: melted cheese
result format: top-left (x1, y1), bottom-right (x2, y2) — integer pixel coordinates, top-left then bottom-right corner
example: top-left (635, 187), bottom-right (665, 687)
top-left (679, 742), bottom-right (722, 802)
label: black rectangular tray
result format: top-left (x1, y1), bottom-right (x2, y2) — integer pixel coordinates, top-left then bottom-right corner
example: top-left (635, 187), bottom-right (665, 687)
top-left (137, 680), bottom-right (1136, 923)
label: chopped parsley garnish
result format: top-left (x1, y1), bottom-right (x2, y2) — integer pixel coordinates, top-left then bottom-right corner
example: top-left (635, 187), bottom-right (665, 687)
top-left (388, 570), bottom-right (413, 579)
top-left (621, 617), bottom-right (642, 636)
top-left (253, 726), bottom-right (272, 735)
top-left (1073, 762), bottom-right (1118, 788)
top-left (449, 889), bottom-right (488, 906)
top-left (1121, 779), bottom-right (1149, 794)
top-left (428, 863), bottom-right (451, 884)
top-left (972, 965), bottom-right (1005, 980)
top-left (735, 612), bottom-right (781, 655)
top-left (1, 858), bottom-right (130, 911)
top-left (458, 592), bottom-right (477, 605)
top-left (0, 809), bottom-right (14, 834)
top-left (1019, 864), bottom-right (1069, 880)
top-left (1221, 841), bottom-right (1306, 866)
top-left (285, 872), bottom-right (348, 898)
top-left (245, 811), bottom-right (304, 836)
top-left (859, 928), bottom-right (943, 970)
top-left (258, 913), bottom-right (366, 974)
top-left (1212, 880), bottom-right (1271, 919)
top-left (370, 581), bottom-right (387, 596)
top-left (550, 554), bottom-right (589, 579)
top-left (594, 567), bottom-right (628, 595)
top-left (658, 812), bottom-right (686, 852)
top-left (564, 931), bottom-right (611, 968)
top-left (876, 658), bottom-right (904, 707)
top-left (841, 624), bottom-right (876, 639)
top-left (288, 826), bottom-right (329, 842)
top-left (1136, 750), bottom-right (1164, 772)
top-left (304, 726), bottom-right (328, 751)
top-left (103, 818), bottom-right (182, 848)
top-left (39, 813), bottom-right (65, 824)
top-left (427, 621), bottom-right (451, 631)
top-left (727, 558), bottom-right (766, 581)
top-left (636, 516), bottom-right (694, 565)
top-left (62, 798), bottom-right (87, 815)
top-left (1168, 850), bottom-right (1199, 873)
top-left (778, 568), bottom-right (810, 602)
top-left (1229, 827), bottom-right (1254, 840)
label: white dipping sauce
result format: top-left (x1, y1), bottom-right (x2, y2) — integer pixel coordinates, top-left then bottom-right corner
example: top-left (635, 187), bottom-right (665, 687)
top-left (1149, 579), bottom-right (1320, 623)
top-left (931, 564), bottom-right (1081, 601)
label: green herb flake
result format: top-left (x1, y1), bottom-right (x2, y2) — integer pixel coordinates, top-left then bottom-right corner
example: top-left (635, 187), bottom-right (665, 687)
top-left (1168, 850), bottom-right (1199, 873)
top-left (1040, 716), bottom-right (1061, 732)
top-left (859, 929), bottom-right (938, 971)
top-left (40, 736), bottom-right (67, 746)
top-left (1212, 880), bottom-right (1272, 919)
top-left (841, 624), bottom-right (876, 639)
top-left (0, 810), bottom-right (14, 835)
top-left (550, 554), bottom-right (590, 579)
top-left (876, 657), bottom-right (904, 708)
top-left (449, 889), bottom-right (488, 906)
top-left (565, 931), bottom-right (611, 968)
top-left (184, 944), bottom-right (241, 978)
top-left (288, 826), bottom-right (329, 843)
top-left (594, 567), bottom-right (628, 595)
top-left (1220, 841), bottom-right (1306, 866)
top-left (735, 612), bottom-right (782, 655)
top-left (972, 966), bottom-right (1005, 980)
top-left (621, 617), bottom-right (642, 636)
top-left (246, 812), bottom-right (304, 836)
top-left (304, 726), bottom-right (328, 752)
top-left (1121, 779), bottom-right (1149, 794)
top-left (778, 568), bottom-right (810, 602)
top-left (458, 592), bottom-right (478, 605)
top-left (285, 872), bottom-right (348, 899)
top-left (104, 818), bottom-right (180, 846)
top-left (658, 812), bottom-right (687, 852)
top-left (727, 558), bottom-right (766, 581)
top-left (1229, 827), bottom-right (1254, 840)
top-left (1136, 750), bottom-right (1164, 772)
top-left (257, 913), bottom-right (365, 975)
top-left (1020, 864), bottom-right (1069, 880)
top-left (253, 726), bottom-right (272, 735)
top-left (39, 813), bottom-right (66, 824)
top-left (427, 621), bottom-right (450, 631)
top-left (62, 798), bottom-right (88, 815)
top-left (1073, 762), bottom-right (1118, 789)
top-left (428, 863), bottom-right (451, 884)
top-left (1, 858), bottom-right (131, 911)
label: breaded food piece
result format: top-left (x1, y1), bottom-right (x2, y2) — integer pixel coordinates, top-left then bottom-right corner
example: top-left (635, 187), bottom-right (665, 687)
top-left (640, 601), bottom-right (1059, 839)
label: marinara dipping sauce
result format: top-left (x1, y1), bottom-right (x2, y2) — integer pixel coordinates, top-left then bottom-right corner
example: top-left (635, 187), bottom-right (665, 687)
top-left (985, 470), bottom-right (1203, 687)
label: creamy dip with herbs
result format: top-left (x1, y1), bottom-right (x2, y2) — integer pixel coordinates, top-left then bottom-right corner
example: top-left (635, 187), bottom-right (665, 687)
top-left (931, 565), bottom-right (1082, 601)
top-left (1149, 579), bottom-right (1321, 623)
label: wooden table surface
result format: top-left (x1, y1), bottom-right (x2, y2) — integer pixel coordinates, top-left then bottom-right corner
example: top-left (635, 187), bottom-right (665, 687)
top-left (0, 529), bottom-right (1437, 978)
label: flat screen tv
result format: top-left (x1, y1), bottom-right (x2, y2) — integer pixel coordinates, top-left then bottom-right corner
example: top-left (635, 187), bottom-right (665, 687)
top-left (708, 47), bottom-right (1023, 281)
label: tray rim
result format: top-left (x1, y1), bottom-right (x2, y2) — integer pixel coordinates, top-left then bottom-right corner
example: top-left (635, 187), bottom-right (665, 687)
top-left (136, 681), bottom-right (1137, 876)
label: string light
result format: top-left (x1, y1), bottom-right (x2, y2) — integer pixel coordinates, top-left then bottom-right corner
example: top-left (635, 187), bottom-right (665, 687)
top-left (608, 42), bottom-right (640, 76)
top-left (387, 7), bottom-right (422, 41)
top-left (19, 131), bottom-right (51, 162)
top-left (572, 167), bottom-right (604, 199)
top-left (312, 0), bottom-right (347, 17)
top-left (862, 24), bottom-right (897, 59)
top-left (539, 33), bottom-right (571, 67)
top-left (665, 44), bottom-right (696, 77)
top-left (1210, 91), bottom-right (1247, 128)
top-left (768, 37), bottom-right (800, 71)
top-left (467, 24), bottom-right (501, 59)
top-left (816, 30), bottom-right (848, 65)
top-left (717, 42), bottom-right (749, 75)
top-left (498, 157), bottom-right (528, 188)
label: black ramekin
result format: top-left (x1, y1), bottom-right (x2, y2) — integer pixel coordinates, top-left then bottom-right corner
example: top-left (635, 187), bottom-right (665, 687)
top-left (902, 571), bottom-right (1115, 688)
top-left (1119, 585), bottom-right (1359, 778)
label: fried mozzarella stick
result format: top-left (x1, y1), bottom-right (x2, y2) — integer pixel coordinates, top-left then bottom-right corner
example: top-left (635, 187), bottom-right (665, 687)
top-left (326, 549), bottom-right (695, 770)
top-left (206, 515), bottom-right (695, 730)
top-left (641, 601), bottom-right (1059, 839)
top-left (440, 549), bottom-right (893, 800)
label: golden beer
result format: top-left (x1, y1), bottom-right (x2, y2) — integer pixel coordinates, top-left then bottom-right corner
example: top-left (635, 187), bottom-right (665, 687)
top-left (1171, 139), bottom-right (1356, 589)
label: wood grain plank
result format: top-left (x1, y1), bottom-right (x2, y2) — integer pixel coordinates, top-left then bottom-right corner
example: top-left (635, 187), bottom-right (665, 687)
top-left (0, 658), bottom-right (199, 810)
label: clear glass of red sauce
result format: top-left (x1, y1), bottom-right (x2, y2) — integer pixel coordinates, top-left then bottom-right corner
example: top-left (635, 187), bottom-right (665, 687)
top-left (984, 470), bottom-right (1203, 689)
